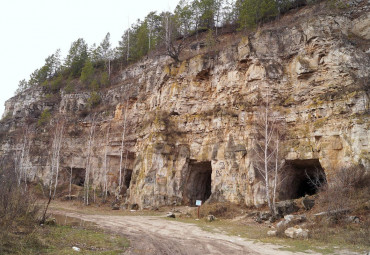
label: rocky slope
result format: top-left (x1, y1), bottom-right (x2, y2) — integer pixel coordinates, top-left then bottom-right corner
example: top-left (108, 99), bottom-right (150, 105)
top-left (1, 1), bottom-right (369, 209)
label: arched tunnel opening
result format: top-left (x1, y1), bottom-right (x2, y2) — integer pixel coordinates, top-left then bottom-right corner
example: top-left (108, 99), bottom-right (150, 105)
top-left (184, 161), bottom-right (212, 206)
top-left (280, 159), bottom-right (327, 200)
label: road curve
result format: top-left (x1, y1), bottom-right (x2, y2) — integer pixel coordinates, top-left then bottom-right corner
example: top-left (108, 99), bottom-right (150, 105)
top-left (51, 211), bottom-right (318, 255)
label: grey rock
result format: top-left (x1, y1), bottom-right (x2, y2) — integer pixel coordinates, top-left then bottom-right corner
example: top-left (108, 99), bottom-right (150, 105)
top-left (285, 227), bottom-right (309, 239)
top-left (275, 200), bottom-right (299, 216)
top-left (207, 215), bottom-right (216, 222)
top-left (166, 212), bottom-right (176, 218)
top-left (302, 196), bottom-right (315, 210)
top-left (267, 230), bottom-right (277, 237)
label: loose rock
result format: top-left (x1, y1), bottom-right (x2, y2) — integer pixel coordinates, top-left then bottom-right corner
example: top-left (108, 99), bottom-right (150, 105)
top-left (284, 226), bottom-right (309, 239)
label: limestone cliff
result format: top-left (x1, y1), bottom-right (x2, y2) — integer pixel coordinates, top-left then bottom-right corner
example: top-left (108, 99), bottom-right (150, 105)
top-left (1, 1), bottom-right (369, 209)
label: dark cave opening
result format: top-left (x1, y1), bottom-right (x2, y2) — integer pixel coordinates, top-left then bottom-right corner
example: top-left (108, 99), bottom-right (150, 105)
top-left (184, 161), bottom-right (212, 206)
top-left (124, 169), bottom-right (133, 188)
top-left (280, 159), bottom-right (327, 200)
top-left (71, 168), bottom-right (85, 187)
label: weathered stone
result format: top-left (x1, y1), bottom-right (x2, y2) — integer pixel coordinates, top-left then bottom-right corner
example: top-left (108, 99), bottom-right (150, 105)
top-left (346, 216), bottom-right (360, 223)
top-left (0, 3), bottom-right (369, 211)
top-left (166, 212), bottom-right (176, 218)
top-left (284, 226), bottom-right (309, 239)
top-left (45, 218), bottom-right (56, 226)
top-left (275, 200), bottom-right (299, 216)
top-left (207, 215), bottom-right (216, 222)
top-left (267, 230), bottom-right (277, 237)
top-left (302, 196), bottom-right (315, 210)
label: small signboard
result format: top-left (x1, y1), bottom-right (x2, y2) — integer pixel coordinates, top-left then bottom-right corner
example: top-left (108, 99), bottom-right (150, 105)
top-left (196, 200), bottom-right (202, 206)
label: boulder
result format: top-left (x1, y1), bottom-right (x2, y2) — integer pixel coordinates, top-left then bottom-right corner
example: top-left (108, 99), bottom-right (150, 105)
top-left (166, 212), bottom-right (176, 218)
top-left (275, 200), bottom-right (299, 216)
top-left (259, 211), bottom-right (272, 221)
top-left (112, 203), bottom-right (120, 210)
top-left (277, 214), bottom-right (307, 230)
top-left (346, 216), bottom-right (360, 223)
top-left (284, 226), bottom-right (309, 239)
top-left (207, 215), bottom-right (216, 222)
top-left (45, 218), bottom-right (56, 226)
top-left (267, 230), bottom-right (277, 237)
top-left (302, 196), bottom-right (315, 210)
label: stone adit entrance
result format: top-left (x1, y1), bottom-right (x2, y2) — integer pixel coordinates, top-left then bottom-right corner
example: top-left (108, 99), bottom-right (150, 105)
top-left (70, 168), bottom-right (85, 187)
top-left (280, 159), bottom-right (326, 200)
top-left (183, 161), bottom-right (212, 206)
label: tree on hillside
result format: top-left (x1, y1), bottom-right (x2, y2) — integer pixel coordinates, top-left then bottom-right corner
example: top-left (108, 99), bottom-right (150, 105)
top-left (80, 59), bottom-right (95, 86)
top-left (97, 33), bottom-right (114, 76)
top-left (174, 0), bottom-right (194, 37)
top-left (15, 79), bottom-right (29, 94)
top-left (236, 0), bottom-right (278, 30)
top-left (28, 49), bottom-right (61, 87)
top-left (162, 12), bottom-right (184, 62)
top-left (252, 89), bottom-right (286, 215)
top-left (65, 38), bottom-right (89, 77)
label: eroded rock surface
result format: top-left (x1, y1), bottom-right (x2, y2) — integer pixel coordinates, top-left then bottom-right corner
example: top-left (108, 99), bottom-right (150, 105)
top-left (1, 2), bottom-right (369, 209)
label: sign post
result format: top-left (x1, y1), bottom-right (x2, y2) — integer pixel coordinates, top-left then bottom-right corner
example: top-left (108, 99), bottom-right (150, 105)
top-left (196, 200), bottom-right (202, 219)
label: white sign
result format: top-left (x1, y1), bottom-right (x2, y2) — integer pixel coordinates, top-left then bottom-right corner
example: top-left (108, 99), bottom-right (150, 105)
top-left (196, 200), bottom-right (202, 206)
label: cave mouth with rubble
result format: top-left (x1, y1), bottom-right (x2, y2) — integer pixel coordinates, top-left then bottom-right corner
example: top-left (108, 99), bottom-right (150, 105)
top-left (280, 159), bottom-right (327, 200)
top-left (183, 161), bottom-right (212, 206)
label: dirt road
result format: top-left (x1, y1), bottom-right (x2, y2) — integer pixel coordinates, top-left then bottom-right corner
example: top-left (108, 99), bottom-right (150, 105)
top-left (51, 210), bottom-right (318, 255)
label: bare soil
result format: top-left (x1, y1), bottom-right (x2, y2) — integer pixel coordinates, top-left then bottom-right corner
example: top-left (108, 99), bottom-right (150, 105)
top-left (50, 208), bottom-right (319, 255)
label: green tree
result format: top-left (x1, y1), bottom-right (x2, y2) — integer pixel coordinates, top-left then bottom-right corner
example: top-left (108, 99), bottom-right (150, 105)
top-left (237, 0), bottom-right (278, 30)
top-left (28, 49), bottom-right (61, 87)
top-left (65, 38), bottom-right (88, 77)
top-left (87, 91), bottom-right (101, 108)
top-left (80, 59), bottom-right (95, 86)
top-left (38, 109), bottom-right (51, 126)
top-left (174, 0), bottom-right (194, 37)
top-left (15, 79), bottom-right (29, 94)
top-left (100, 71), bottom-right (109, 87)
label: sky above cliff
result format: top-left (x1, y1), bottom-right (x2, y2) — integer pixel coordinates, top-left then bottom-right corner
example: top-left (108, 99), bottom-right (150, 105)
top-left (0, 0), bottom-right (179, 117)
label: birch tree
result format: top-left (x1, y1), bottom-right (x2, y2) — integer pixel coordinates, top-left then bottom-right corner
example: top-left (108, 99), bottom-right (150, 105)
top-left (84, 117), bottom-right (96, 205)
top-left (49, 119), bottom-right (65, 198)
top-left (252, 90), bottom-right (285, 215)
top-left (102, 124), bottom-right (111, 202)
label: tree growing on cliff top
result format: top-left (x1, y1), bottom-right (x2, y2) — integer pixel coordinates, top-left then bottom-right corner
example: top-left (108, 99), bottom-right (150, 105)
top-left (252, 89), bottom-right (286, 215)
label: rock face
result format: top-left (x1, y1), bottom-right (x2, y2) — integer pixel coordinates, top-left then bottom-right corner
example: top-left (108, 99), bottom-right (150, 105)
top-left (0, 2), bottom-right (369, 209)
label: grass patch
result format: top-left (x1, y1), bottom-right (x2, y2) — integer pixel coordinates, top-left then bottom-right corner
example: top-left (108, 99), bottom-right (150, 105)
top-left (169, 216), bottom-right (369, 254)
top-left (0, 224), bottom-right (129, 255)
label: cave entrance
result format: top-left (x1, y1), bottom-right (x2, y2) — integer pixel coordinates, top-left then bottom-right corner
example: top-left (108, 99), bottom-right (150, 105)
top-left (71, 168), bottom-right (85, 187)
top-left (184, 161), bottom-right (212, 206)
top-left (124, 169), bottom-right (133, 188)
top-left (280, 159), bottom-right (326, 200)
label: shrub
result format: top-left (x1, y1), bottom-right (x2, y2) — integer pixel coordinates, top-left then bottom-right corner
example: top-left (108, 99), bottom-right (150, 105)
top-left (38, 109), bottom-right (51, 126)
top-left (100, 71), bottom-right (110, 87)
top-left (316, 165), bottom-right (369, 219)
top-left (0, 167), bottom-right (39, 232)
top-left (87, 91), bottom-right (101, 108)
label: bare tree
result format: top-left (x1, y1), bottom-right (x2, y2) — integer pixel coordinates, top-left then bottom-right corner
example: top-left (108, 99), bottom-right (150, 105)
top-left (102, 123), bottom-right (111, 202)
top-left (163, 12), bottom-right (185, 63)
top-left (15, 127), bottom-right (30, 188)
top-left (51, 119), bottom-right (64, 197)
top-left (252, 90), bottom-right (285, 215)
top-left (68, 157), bottom-right (74, 199)
top-left (84, 117), bottom-right (96, 205)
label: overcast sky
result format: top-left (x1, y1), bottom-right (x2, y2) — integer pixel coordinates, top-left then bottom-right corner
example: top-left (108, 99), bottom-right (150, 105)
top-left (0, 0), bottom-right (179, 117)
